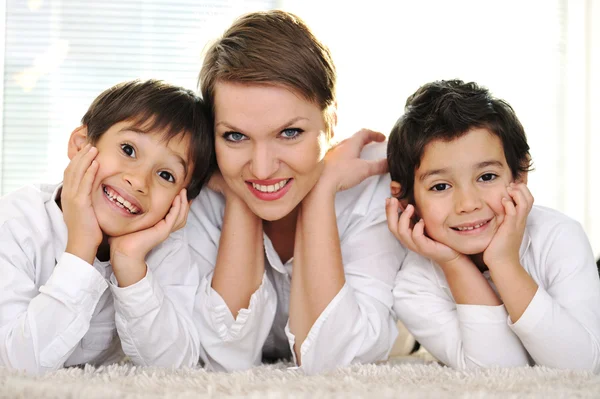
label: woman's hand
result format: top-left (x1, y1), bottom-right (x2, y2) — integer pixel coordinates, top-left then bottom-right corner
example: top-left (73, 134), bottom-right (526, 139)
top-left (319, 129), bottom-right (388, 193)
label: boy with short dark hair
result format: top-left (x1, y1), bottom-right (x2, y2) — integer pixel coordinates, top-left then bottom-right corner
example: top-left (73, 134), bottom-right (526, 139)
top-left (0, 79), bottom-right (213, 373)
top-left (386, 79), bottom-right (600, 371)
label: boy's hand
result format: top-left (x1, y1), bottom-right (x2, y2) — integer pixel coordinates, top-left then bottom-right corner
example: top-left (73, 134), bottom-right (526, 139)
top-left (319, 129), bottom-right (388, 193)
top-left (109, 188), bottom-right (190, 287)
top-left (62, 143), bottom-right (102, 265)
top-left (484, 183), bottom-right (534, 269)
top-left (386, 199), bottom-right (465, 266)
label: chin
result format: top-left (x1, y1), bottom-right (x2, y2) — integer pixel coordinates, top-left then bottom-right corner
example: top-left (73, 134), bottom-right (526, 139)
top-left (452, 241), bottom-right (491, 256)
top-left (250, 203), bottom-right (294, 222)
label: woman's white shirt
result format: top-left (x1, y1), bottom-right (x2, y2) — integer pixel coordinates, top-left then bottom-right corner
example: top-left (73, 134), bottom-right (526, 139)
top-left (188, 142), bottom-right (407, 374)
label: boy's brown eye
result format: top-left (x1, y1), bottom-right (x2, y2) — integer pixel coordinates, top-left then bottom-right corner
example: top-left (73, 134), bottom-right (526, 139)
top-left (478, 173), bottom-right (497, 182)
top-left (431, 183), bottom-right (450, 192)
top-left (158, 170), bottom-right (175, 183)
top-left (121, 144), bottom-right (135, 157)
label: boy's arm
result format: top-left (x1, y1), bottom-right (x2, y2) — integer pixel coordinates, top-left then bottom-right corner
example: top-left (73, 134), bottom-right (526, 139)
top-left (393, 253), bottom-right (530, 369)
top-left (0, 222), bottom-right (108, 374)
top-left (110, 229), bottom-right (201, 368)
top-left (386, 199), bottom-right (529, 369)
top-left (108, 190), bottom-right (201, 367)
top-left (504, 220), bottom-right (600, 371)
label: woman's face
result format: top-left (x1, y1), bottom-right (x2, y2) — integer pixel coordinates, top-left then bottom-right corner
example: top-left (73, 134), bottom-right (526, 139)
top-left (213, 81), bottom-right (330, 221)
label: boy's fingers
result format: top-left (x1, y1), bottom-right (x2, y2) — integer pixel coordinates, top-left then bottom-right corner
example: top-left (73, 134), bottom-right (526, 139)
top-left (173, 190), bottom-right (190, 230)
top-left (80, 160), bottom-right (99, 197)
top-left (63, 144), bottom-right (91, 193)
top-left (502, 197), bottom-right (517, 219)
top-left (68, 146), bottom-right (98, 193)
top-left (411, 218), bottom-right (431, 251)
top-left (386, 197), bottom-right (401, 236)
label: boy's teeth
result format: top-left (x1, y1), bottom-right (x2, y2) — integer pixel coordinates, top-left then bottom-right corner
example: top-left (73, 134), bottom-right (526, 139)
top-left (456, 221), bottom-right (486, 231)
top-left (252, 179), bottom-right (288, 193)
top-left (103, 186), bottom-right (139, 214)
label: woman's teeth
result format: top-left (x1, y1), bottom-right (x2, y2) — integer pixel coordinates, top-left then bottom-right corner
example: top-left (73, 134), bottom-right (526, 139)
top-left (251, 179), bottom-right (289, 193)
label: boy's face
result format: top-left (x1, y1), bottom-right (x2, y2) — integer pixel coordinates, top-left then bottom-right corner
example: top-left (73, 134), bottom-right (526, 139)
top-left (83, 121), bottom-right (192, 237)
top-left (412, 128), bottom-right (513, 255)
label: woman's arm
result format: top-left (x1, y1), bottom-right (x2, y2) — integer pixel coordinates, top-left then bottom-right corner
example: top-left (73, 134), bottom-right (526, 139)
top-left (288, 130), bottom-right (395, 372)
top-left (188, 188), bottom-right (276, 371)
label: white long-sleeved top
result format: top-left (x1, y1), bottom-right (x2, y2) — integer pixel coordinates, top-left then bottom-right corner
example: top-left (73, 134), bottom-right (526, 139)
top-left (187, 142), bottom-right (407, 375)
top-left (393, 205), bottom-right (600, 371)
top-left (0, 184), bottom-right (200, 374)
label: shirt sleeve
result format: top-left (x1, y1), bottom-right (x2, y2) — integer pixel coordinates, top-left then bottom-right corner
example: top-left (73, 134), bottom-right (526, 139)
top-left (194, 271), bottom-right (277, 371)
top-left (0, 222), bottom-right (108, 374)
top-left (186, 192), bottom-right (277, 372)
top-left (288, 209), bottom-right (406, 375)
top-left (508, 221), bottom-right (600, 371)
top-left (393, 253), bottom-right (529, 370)
top-left (111, 231), bottom-right (201, 368)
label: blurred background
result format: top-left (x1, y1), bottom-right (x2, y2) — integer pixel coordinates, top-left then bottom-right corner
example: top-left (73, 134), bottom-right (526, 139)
top-left (0, 0), bottom-right (598, 258)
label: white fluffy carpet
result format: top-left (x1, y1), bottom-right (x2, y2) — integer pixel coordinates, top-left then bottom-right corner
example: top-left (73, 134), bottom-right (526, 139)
top-left (2, 356), bottom-right (599, 399)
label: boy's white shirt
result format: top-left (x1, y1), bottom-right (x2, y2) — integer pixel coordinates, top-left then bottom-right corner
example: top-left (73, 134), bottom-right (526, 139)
top-left (187, 142), bottom-right (407, 375)
top-left (0, 184), bottom-right (200, 374)
top-left (394, 205), bottom-right (600, 371)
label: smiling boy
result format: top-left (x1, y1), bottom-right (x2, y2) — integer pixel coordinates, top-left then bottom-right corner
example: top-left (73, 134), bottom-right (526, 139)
top-left (386, 79), bottom-right (600, 371)
top-left (0, 79), bottom-right (213, 373)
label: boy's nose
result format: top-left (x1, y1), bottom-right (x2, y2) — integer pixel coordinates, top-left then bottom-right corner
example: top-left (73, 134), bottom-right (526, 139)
top-left (123, 170), bottom-right (149, 194)
top-left (454, 186), bottom-right (482, 213)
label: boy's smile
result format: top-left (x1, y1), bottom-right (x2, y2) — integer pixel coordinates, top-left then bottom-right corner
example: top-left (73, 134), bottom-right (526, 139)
top-left (85, 120), bottom-right (192, 237)
top-left (412, 128), bottom-right (513, 257)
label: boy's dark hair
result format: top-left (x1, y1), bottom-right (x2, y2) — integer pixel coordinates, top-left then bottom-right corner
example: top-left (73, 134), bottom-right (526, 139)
top-left (387, 79), bottom-right (533, 199)
top-left (82, 79), bottom-right (214, 199)
top-left (199, 10), bottom-right (337, 136)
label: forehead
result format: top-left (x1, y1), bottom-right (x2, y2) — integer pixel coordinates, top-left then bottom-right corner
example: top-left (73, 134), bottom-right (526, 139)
top-left (418, 128), bottom-right (506, 172)
top-left (213, 81), bottom-right (325, 132)
top-left (109, 120), bottom-right (193, 163)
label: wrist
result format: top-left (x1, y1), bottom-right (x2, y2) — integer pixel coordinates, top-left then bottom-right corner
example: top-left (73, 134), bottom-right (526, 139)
top-left (110, 251), bottom-right (148, 287)
top-left (438, 254), bottom-right (473, 273)
top-left (305, 178), bottom-right (337, 204)
top-left (66, 240), bottom-right (98, 265)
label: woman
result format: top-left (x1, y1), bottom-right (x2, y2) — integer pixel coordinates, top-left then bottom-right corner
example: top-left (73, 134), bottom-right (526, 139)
top-left (188, 10), bottom-right (406, 374)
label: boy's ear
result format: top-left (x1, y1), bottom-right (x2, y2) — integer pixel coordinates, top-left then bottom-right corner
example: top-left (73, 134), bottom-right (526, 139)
top-left (515, 171), bottom-right (528, 185)
top-left (67, 126), bottom-right (89, 160)
top-left (390, 181), bottom-right (402, 197)
top-left (390, 180), bottom-right (411, 210)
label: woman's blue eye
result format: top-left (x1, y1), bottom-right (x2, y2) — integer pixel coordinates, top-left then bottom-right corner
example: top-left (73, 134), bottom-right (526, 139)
top-left (223, 132), bottom-right (246, 142)
top-left (431, 183), bottom-right (450, 192)
top-left (478, 173), bottom-right (497, 182)
top-left (121, 144), bottom-right (135, 157)
top-left (158, 171), bottom-right (175, 183)
top-left (280, 128), bottom-right (302, 140)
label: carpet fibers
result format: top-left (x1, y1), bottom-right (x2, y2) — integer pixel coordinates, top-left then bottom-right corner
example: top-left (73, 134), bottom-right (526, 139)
top-left (1, 357), bottom-right (599, 398)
